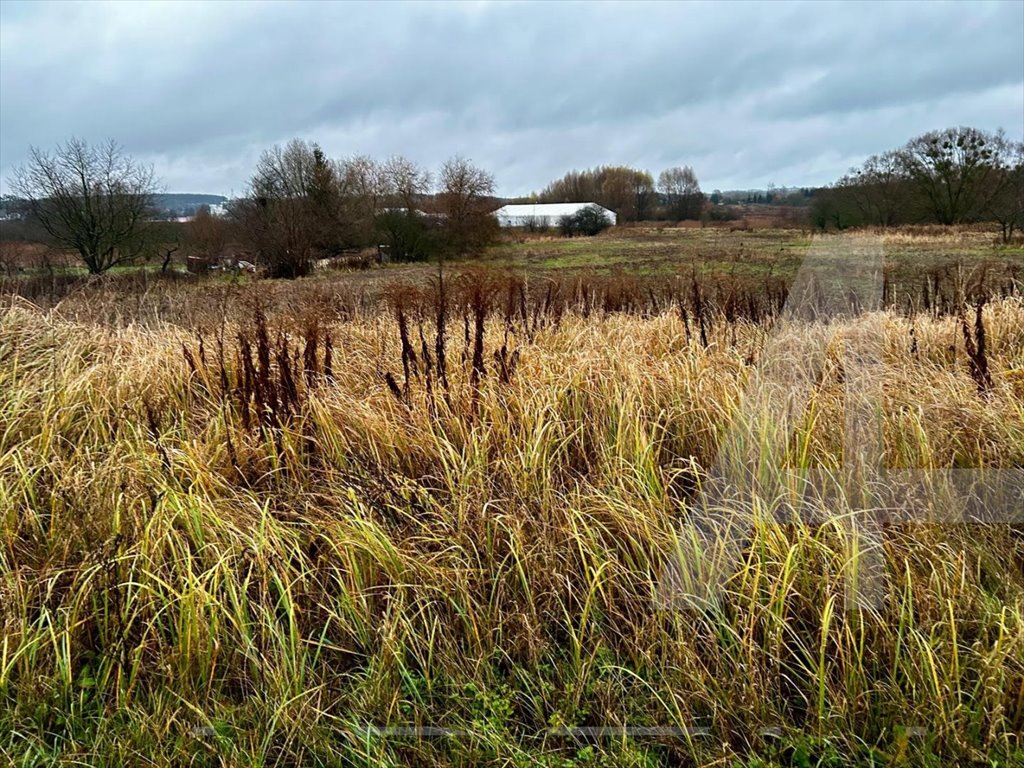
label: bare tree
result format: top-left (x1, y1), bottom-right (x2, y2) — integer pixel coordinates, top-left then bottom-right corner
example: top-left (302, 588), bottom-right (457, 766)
top-left (536, 165), bottom-right (652, 221)
top-left (632, 170), bottom-right (656, 222)
top-left (239, 139), bottom-right (342, 277)
top-left (437, 156), bottom-right (497, 255)
top-left (658, 166), bottom-right (704, 221)
top-left (186, 207), bottom-right (233, 266)
top-left (599, 167), bottom-right (636, 221)
top-left (11, 138), bottom-right (157, 274)
top-left (899, 127), bottom-right (1013, 225)
top-left (371, 156), bottom-right (437, 261)
top-left (989, 141), bottom-right (1024, 242)
top-left (382, 155), bottom-right (432, 212)
top-left (339, 155), bottom-right (387, 245)
top-left (834, 150), bottom-right (908, 227)
top-left (0, 241), bottom-right (19, 278)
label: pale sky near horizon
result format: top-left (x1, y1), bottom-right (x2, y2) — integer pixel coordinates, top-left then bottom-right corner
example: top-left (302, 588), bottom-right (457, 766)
top-left (1, 0), bottom-right (1022, 197)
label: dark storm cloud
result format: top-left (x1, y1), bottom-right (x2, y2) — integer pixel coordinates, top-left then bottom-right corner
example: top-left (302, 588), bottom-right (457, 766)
top-left (1, 0), bottom-right (1021, 196)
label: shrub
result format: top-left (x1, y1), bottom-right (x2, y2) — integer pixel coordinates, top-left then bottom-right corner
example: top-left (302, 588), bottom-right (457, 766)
top-left (375, 209), bottom-right (442, 262)
top-left (559, 205), bottom-right (613, 237)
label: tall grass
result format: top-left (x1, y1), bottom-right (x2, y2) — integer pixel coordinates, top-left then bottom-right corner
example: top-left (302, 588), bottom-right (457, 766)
top-left (1, 279), bottom-right (1023, 766)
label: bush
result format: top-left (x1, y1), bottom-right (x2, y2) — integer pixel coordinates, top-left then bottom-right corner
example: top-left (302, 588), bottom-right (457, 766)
top-left (375, 210), bottom-right (442, 262)
top-left (559, 205), bottom-right (613, 237)
top-left (558, 214), bottom-right (575, 237)
top-left (522, 215), bottom-right (548, 234)
top-left (706, 205), bottom-right (740, 222)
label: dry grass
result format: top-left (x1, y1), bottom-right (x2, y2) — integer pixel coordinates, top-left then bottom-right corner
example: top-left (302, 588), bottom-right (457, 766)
top-left (1, 265), bottom-right (1023, 766)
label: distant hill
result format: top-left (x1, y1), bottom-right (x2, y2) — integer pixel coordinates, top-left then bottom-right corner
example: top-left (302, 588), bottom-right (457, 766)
top-left (153, 193), bottom-right (227, 208)
top-left (0, 193), bottom-right (229, 225)
top-left (152, 193), bottom-right (228, 219)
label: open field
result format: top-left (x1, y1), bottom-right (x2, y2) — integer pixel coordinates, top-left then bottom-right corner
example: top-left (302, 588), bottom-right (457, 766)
top-left (484, 226), bottom-right (1023, 277)
top-left (2, 228), bottom-right (1024, 766)
top-left (3, 226), bottom-right (1023, 325)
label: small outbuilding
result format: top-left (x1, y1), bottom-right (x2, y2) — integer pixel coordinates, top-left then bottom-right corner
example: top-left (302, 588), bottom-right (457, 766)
top-left (494, 202), bottom-right (616, 229)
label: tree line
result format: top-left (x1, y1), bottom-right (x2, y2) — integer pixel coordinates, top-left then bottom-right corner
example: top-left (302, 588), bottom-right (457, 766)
top-left (812, 126), bottom-right (1024, 241)
top-left (230, 140), bottom-right (502, 276)
top-left (4, 124), bottom-right (1021, 277)
top-left (523, 164), bottom-right (706, 222)
top-left (7, 138), bottom-right (500, 276)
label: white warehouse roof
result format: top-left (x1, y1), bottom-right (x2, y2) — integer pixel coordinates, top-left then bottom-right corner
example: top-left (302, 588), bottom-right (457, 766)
top-left (495, 202), bottom-right (616, 227)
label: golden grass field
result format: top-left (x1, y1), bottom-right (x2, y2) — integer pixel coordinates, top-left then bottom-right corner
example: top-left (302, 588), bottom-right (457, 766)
top-left (2, 227), bottom-right (1024, 766)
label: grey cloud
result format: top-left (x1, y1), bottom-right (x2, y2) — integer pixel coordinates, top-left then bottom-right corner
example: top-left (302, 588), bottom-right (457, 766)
top-left (1, 0), bottom-right (1021, 196)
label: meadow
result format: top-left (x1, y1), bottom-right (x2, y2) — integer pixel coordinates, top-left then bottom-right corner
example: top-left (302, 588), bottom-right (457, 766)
top-left (1, 226), bottom-right (1024, 766)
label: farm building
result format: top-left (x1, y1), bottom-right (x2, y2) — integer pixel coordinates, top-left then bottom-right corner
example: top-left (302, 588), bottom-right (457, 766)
top-left (494, 202), bottom-right (616, 228)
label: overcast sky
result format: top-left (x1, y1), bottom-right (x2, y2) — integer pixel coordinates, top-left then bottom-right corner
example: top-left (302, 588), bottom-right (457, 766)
top-left (1, 0), bottom-right (1022, 197)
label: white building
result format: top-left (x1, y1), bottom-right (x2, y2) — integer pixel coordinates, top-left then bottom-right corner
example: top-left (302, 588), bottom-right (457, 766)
top-left (494, 202), bottom-right (616, 228)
